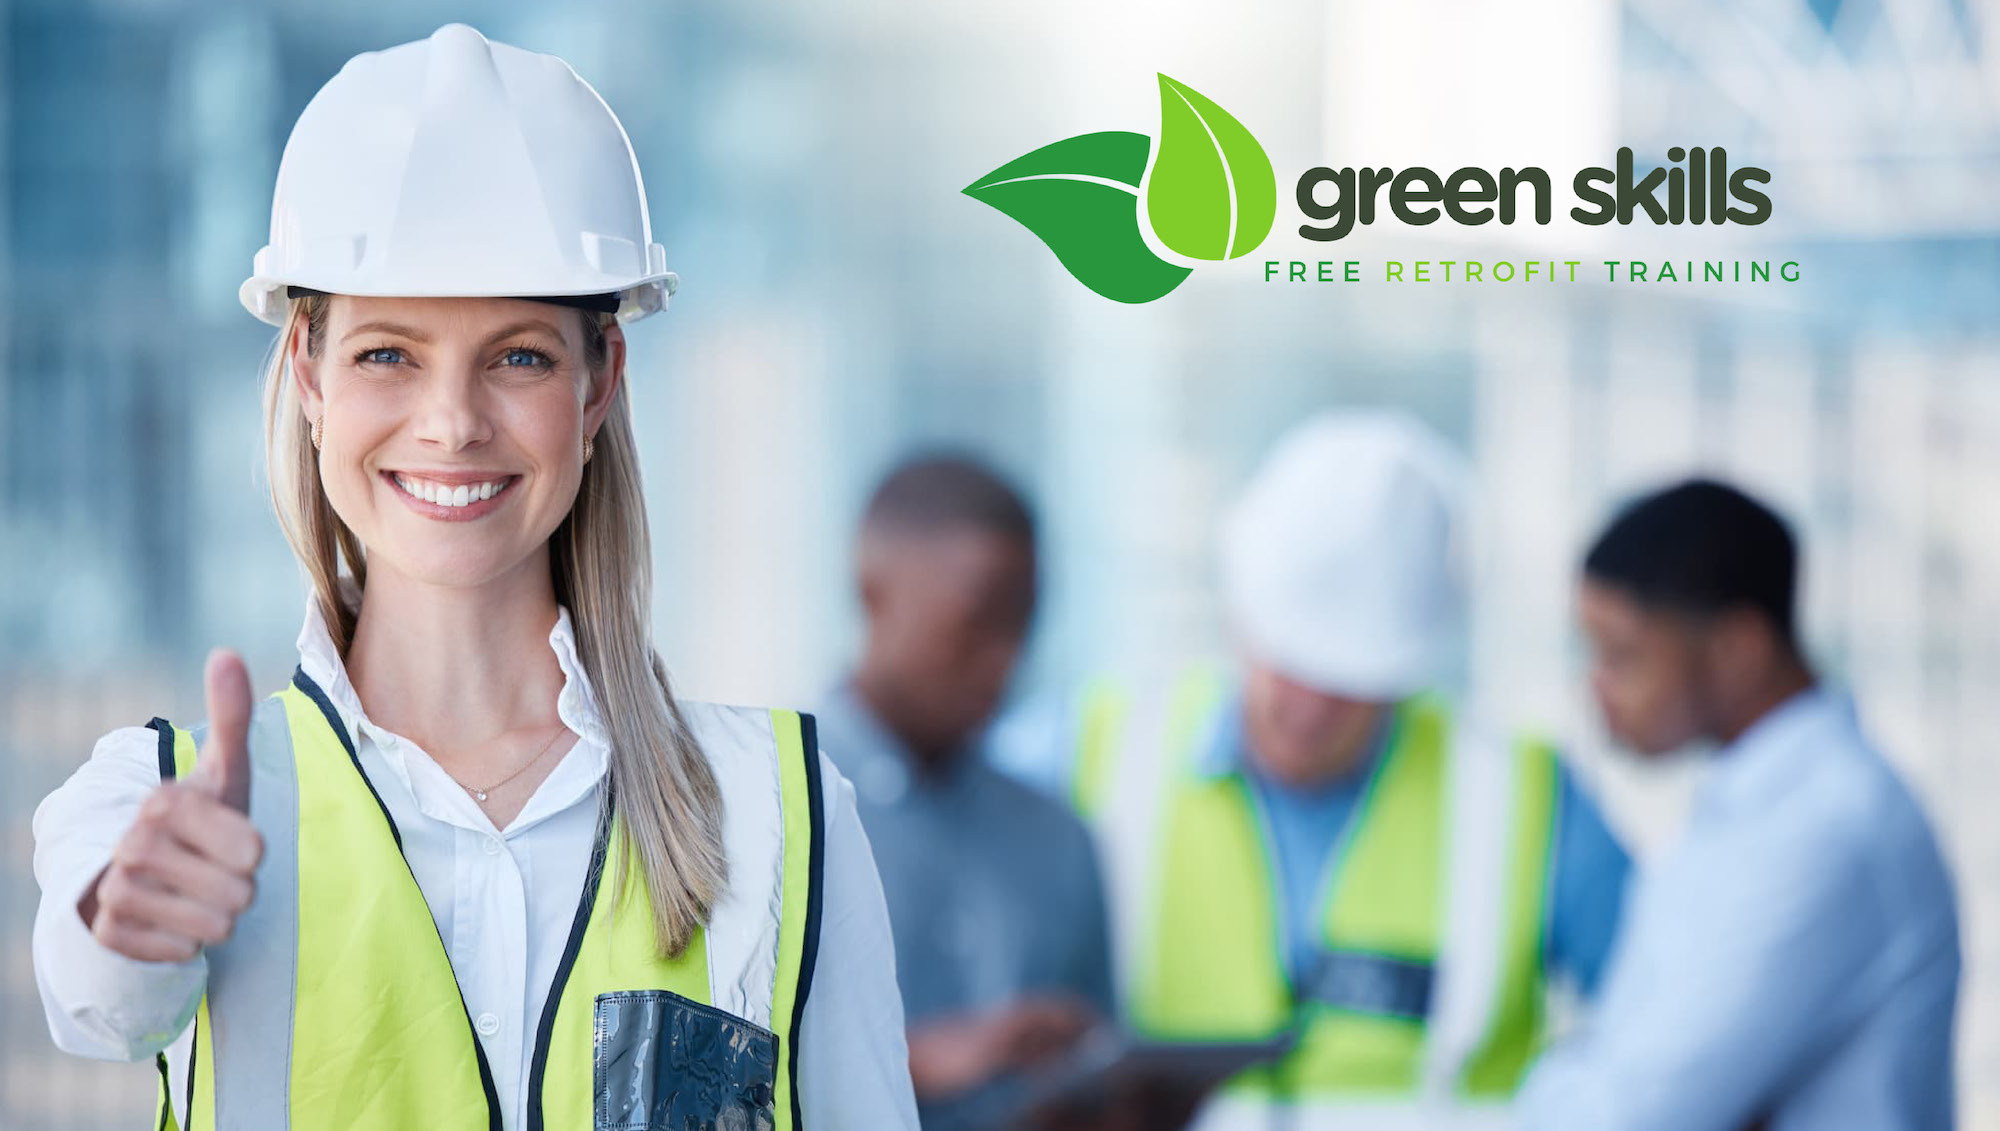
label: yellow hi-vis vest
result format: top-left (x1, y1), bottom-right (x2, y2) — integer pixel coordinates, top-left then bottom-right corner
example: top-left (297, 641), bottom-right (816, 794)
top-left (144, 667), bottom-right (826, 1131)
top-left (1081, 668), bottom-right (1559, 1131)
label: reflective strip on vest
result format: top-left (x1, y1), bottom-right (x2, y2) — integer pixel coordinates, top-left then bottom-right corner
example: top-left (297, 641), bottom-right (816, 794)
top-left (148, 668), bottom-right (823, 1131)
top-left (1101, 685), bottom-right (1558, 1110)
top-left (1070, 675), bottom-right (1131, 818)
top-left (1087, 663), bottom-right (1230, 1013)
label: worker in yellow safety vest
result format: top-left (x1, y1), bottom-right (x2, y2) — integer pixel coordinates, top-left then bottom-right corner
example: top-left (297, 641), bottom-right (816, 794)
top-left (29, 24), bottom-right (918, 1130)
top-left (1055, 411), bottom-right (1632, 1130)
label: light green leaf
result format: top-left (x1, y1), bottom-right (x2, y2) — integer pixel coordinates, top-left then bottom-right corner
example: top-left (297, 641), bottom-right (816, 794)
top-left (1145, 75), bottom-right (1277, 261)
top-left (964, 131), bottom-right (1192, 304)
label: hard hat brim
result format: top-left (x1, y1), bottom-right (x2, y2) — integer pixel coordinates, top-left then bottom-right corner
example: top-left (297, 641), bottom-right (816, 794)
top-left (238, 273), bottom-right (680, 328)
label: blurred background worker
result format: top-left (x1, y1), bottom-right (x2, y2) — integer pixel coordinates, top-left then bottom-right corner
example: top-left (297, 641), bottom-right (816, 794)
top-left (1517, 480), bottom-right (1962, 1131)
top-left (816, 456), bottom-right (1115, 1130)
top-left (1062, 411), bottom-right (1631, 1130)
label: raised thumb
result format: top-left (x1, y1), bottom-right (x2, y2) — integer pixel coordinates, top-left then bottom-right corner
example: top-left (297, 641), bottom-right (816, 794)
top-left (191, 648), bottom-right (254, 814)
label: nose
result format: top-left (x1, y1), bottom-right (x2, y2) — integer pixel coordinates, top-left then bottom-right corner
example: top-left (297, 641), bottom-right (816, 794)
top-left (1270, 676), bottom-right (1339, 732)
top-left (411, 361), bottom-right (493, 453)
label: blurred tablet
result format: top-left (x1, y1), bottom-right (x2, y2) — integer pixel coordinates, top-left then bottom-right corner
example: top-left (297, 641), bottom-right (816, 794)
top-left (997, 1026), bottom-right (1299, 1129)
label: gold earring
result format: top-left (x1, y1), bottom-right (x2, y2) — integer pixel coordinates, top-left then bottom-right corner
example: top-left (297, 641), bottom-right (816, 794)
top-left (582, 434), bottom-right (595, 464)
top-left (310, 415), bottom-right (324, 451)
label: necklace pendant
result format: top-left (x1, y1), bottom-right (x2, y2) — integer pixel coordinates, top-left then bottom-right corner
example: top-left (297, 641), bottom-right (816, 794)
top-left (474, 790), bottom-right (489, 802)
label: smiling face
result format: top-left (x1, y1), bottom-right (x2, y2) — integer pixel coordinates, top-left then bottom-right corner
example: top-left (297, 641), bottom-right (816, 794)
top-left (291, 296), bottom-right (624, 591)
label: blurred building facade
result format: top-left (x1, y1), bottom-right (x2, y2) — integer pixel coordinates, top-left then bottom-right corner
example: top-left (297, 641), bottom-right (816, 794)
top-left (1, 0), bottom-right (1996, 1127)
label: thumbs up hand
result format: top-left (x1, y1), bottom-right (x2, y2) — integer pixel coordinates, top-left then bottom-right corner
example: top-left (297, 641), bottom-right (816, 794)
top-left (188, 649), bottom-right (254, 814)
top-left (83, 650), bottom-right (267, 963)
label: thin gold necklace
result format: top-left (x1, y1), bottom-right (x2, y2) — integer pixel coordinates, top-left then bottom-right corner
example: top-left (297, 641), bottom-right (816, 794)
top-left (450, 722), bottom-right (569, 803)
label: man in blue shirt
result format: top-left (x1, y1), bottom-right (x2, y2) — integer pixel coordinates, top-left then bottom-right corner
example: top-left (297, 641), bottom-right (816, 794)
top-left (1194, 694), bottom-right (1628, 999)
top-left (1519, 479), bottom-right (1960, 1131)
top-left (1022, 411), bottom-right (1632, 1129)
top-left (817, 456), bottom-right (1115, 1130)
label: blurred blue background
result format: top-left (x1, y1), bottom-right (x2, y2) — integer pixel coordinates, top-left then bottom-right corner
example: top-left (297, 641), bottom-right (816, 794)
top-left (2, 0), bottom-right (1997, 1126)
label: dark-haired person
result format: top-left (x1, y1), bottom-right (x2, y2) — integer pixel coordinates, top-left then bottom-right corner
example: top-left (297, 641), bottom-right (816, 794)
top-left (1518, 478), bottom-right (1960, 1131)
top-left (816, 456), bottom-right (1114, 1129)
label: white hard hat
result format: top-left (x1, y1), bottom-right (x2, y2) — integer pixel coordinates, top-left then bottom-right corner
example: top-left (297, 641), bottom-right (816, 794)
top-left (240, 23), bottom-right (678, 327)
top-left (1219, 410), bottom-right (1469, 700)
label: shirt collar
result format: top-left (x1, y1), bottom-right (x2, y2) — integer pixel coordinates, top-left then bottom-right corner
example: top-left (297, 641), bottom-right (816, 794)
top-left (1192, 694), bottom-right (1248, 779)
top-left (294, 585), bottom-right (612, 801)
top-left (1697, 685), bottom-right (1849, 817)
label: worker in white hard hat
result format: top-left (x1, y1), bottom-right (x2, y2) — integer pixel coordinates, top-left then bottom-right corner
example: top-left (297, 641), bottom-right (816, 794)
top-left (1040, 410), bottom-right (1631, 1130)
top-left (29, 24), bottom-right (917, 1131)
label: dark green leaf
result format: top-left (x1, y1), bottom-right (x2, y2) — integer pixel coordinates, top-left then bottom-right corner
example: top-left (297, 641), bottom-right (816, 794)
top-left (965, 131), bottom-right (1192, 304)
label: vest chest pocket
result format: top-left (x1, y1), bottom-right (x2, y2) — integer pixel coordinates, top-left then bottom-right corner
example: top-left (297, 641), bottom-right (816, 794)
top-left (594, 991), bottom-right (779, 1131)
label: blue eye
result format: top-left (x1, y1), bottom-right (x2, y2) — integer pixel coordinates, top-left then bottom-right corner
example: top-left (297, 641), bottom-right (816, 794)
top-left (354, 346), bottom-right (405, 366)
top-left (502, 347), bottom-right (554, 368)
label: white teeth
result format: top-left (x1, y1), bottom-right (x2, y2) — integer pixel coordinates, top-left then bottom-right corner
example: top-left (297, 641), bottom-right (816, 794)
top-left (393, 474), bottom-right (507, 507)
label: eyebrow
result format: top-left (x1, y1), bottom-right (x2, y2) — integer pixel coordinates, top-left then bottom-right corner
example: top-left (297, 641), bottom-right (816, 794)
top-left (339, 318), bottom-right (571, 347)
top-left (483, 319), bottom-right (570, 344)
top-left (342, 320), bottom-right (432, 343)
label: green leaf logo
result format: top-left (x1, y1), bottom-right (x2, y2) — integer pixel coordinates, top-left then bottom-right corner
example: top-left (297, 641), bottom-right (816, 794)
top-left (1144, 74), bottom-right (1276, 261)
top-left (963, 131), bottom-right (1192, 305)
top-left (964, 75), bottom-right (1274, 303)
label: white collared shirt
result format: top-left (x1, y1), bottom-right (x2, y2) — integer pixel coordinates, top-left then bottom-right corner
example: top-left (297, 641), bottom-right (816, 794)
top-left (1517, 688), bottom-right (1961, 1131)
top-left (32, 601), bottom-right (918, 1130)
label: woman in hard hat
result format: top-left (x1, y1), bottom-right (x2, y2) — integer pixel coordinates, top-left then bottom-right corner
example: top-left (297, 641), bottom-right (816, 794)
top-left (30, 24), bottom-right (918, 1130)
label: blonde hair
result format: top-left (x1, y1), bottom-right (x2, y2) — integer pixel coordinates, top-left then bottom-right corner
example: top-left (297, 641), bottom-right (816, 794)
top-left (261, 294), bottom-right (725, 957)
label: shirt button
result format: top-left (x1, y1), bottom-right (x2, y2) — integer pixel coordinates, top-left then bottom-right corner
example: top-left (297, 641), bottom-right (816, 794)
top-left (482, 836), bottom-right (503, 856)
top-left (475, 1012), bottom-right (500, 1037)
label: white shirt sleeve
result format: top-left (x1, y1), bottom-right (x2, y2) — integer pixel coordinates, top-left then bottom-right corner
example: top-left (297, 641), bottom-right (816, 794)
top-left (1515, 808), bottom-right (1881, 1131)
top-left (795, 753), bottom-right (919, 1129)
top-left (32, 725), bottom-right (208, 1062)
